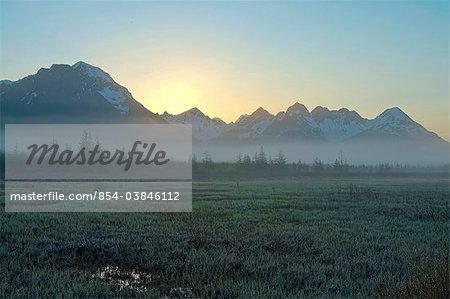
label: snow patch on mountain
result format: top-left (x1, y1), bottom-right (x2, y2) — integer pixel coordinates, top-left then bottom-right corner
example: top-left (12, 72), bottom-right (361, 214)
top-left (18, 91), bottom-right (39, 105)
top-left (309, 107), bottom-right (368, 140)
top-left (98, 87), bottom-right (129, 114)
top-left (237, 118), bottom-right (274, 139)
top-left (71, 61), bottom-right (136, 115)
top-left (312, 117), bottom-right (367, 140)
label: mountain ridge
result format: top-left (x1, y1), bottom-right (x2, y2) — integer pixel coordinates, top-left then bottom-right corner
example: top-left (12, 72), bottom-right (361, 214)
top-left (162, 104), bottom-right (446, 143)
top-left (1, 61), bottom-right (447, 144)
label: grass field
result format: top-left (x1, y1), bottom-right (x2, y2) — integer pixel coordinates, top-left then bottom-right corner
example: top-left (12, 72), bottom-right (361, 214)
top-left (0, 177), bottom-right (448, 298)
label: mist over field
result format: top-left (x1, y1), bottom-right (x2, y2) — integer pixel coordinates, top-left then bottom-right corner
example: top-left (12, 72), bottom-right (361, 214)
top-left (194, 139), bottom-right (449, 165)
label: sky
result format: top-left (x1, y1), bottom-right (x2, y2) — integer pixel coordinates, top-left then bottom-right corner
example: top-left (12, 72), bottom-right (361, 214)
top-left (0, 1), bottom-right (448, 140)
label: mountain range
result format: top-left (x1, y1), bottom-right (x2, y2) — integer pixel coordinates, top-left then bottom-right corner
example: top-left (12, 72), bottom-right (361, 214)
top-left (1, 61), bottom-right (448, 164)
top-left (162, 103), bottom-right (444, 143)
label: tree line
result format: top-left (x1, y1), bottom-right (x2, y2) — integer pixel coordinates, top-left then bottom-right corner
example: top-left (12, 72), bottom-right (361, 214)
top-left (192, 146), bottom-right (449, 179)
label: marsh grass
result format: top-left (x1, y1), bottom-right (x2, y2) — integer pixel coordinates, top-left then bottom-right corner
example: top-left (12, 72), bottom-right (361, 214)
top-left (395, 249), bottom-right (448, 299)
top-left (0, 177), bottom-right (448, 298)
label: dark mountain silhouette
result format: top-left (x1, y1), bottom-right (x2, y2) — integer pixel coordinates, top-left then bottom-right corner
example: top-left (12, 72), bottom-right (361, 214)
top-left (0, 61), bottom-right (164, 124)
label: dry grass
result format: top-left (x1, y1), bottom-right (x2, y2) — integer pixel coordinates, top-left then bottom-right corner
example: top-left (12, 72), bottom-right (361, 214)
top-left (396, 253), bottom-right (449, 299)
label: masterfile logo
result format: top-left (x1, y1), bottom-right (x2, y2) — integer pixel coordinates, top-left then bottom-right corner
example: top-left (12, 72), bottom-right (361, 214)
top-left (5, 124), bottom-right (192, 180)
top-left (26, 141), bottom-right (171, 171)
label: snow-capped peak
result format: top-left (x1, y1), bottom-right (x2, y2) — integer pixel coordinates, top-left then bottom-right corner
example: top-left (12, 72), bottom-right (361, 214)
top-left (72, 61), bottom-right (113, 83)
top-left (251, 107), bottom-right (272, 119)
top-left (71, 61), bottom-right (134, 115)
top-left (181, 107), bottom-right (207, 118)
top-left (286, 102), bottom-right (310, 116)
top-left (377, 107), bottom-right (410, 121)
top-left (237, 107), bottom-right (273, 124)
top-left (212, 117), bottom-right (226, 125)
top-left (363, 107), bottom-right (430, 138)
top-left (162, 107), bottom-right (229, 141)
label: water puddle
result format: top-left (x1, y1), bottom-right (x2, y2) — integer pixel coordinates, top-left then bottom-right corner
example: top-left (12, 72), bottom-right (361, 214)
top-left (92, 266), bottom-right (195, 297)
top-left (91, 265), bottom-right (159, 292)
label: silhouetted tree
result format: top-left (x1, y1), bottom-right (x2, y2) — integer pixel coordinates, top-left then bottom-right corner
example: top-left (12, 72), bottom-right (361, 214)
top-left (202, 150), bottom-right (213, 165)
top-left (243, 154), bottom-right (252, 165)
top-left (236, 152), bottom-right (243, 164)
top-left (254, 146), bottom-right (267, 166)
top-left (274, 151), bottom-right (287, 166)
top-left (333, 150), bottom-right (348, 173)
top-left (313, 157), bottom-right (324, 171)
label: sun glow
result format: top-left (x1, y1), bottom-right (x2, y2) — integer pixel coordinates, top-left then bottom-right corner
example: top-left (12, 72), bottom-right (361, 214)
top-left (148, 80), bottom-right (202, 115)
